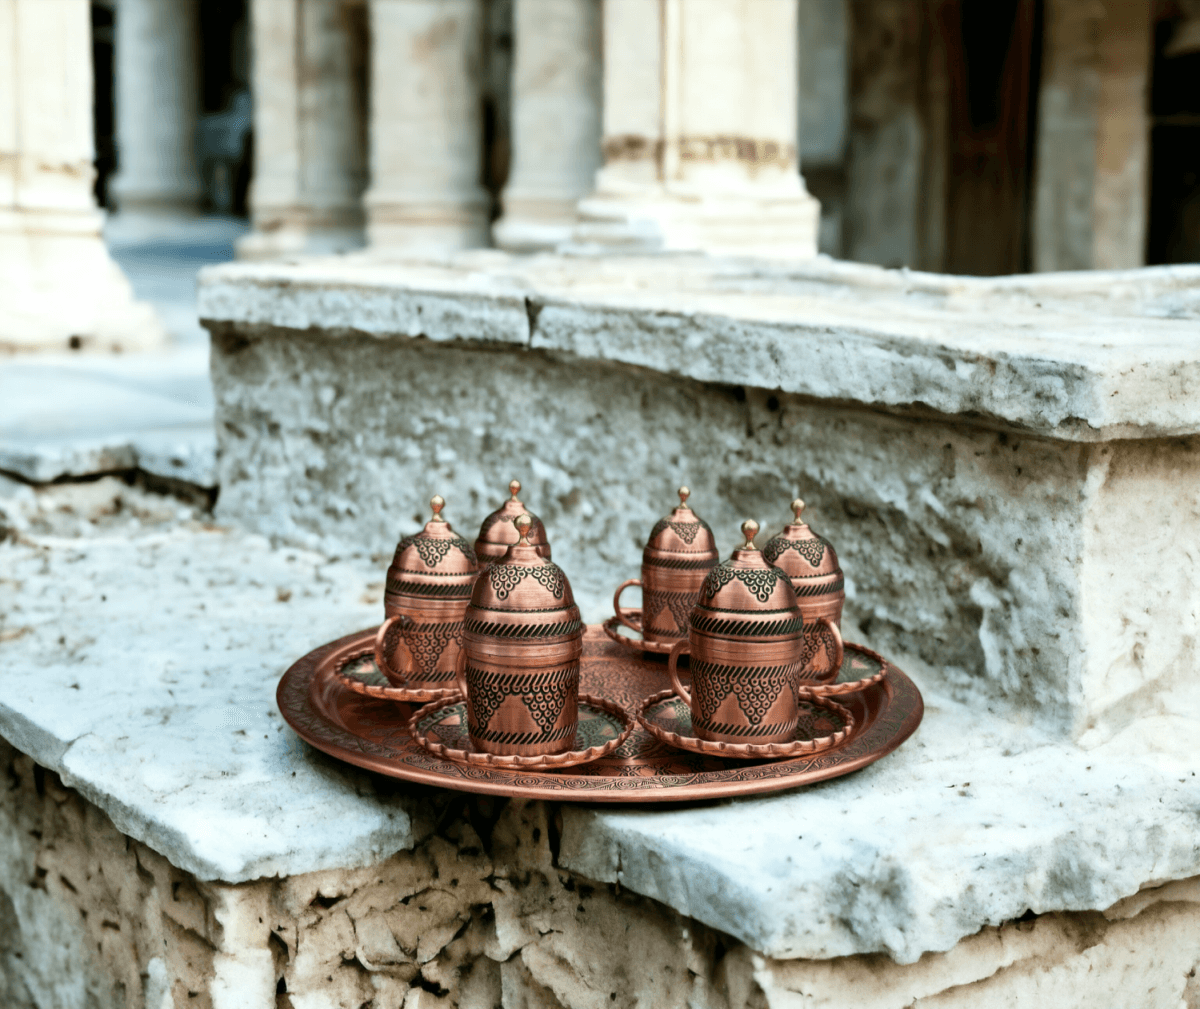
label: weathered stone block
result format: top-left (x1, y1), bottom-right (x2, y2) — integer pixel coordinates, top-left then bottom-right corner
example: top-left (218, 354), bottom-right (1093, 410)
top-left (200, 254), bottom-right (1200, 743)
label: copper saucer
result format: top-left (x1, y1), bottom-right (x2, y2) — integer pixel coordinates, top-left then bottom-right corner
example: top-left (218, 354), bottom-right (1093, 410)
top-left (602, 611), bottom-right (680, 655)
top-left (277, 625), bottom-right (924, 803)
top-left (331, 643), bottom-right (460, 705)
top-left (407, 693), bottom-right (634, 769)
top-left (638, 690), bottom-right (854, 759)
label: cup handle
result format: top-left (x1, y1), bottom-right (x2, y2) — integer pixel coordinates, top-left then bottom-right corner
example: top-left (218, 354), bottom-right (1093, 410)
top-left (613, 579), bottom-right (643, 633)
top-left (454, 645), bottom-right (468, 701)
top-left (820, 617), bottom-right (844, 677)
top-left (374, 614), bottom-right (415, 685)
top-left (667, 639), bottom-right (692, 707)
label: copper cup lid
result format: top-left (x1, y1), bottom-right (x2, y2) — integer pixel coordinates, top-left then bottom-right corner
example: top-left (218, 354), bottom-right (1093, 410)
top-left (467, 515), bottom-right (582, 637)
top-left (390, 495), bottom-right (479, 581)
top-left (695, 519), bottom-right (800, 615)
top-left (762, 499), bottom-right (842, 578)
top-left (475, 479), bottom-right (551, 562)
top-left (644, 486), bottom-right (718, 559)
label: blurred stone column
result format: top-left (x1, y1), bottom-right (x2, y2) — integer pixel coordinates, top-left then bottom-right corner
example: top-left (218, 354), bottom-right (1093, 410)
top-left (109, 0), bottom-right (203, 214)
top-left (574, 0), bottom-right (820, 257)
top-left (1033, 0), bottom-right (1150, 271)
top-left (365, 0), bottom-right (490, 253)
top-left (238, 0), bottom-right (369, 259)
top-left (0, 0), bottom-right (164, 350)
top-left (492, 0), bottom-right (601, 252)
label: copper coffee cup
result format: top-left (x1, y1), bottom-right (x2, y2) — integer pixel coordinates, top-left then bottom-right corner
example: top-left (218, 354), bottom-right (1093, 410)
top-left (454, 514), bottom-right (584, 756)
top-left (762, 499), bottom-right (845, 682)
top-left (614, 487), bottom-right (719, 643)
top-left (374, 496), bottom-right (480, 691)
top-left (667, 520), bottom-right (806, 745)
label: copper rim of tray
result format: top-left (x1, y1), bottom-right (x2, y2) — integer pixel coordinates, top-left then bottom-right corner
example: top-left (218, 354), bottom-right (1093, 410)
top-left (638, 689), bottom-right (855, 759)
top-left (407, 692), bottom-right (635, 769)
top-left (602, 612), bottom-right (680, 655)
top-left (331, 646), bottom-right (461, 704)
top-left (277, 626), bottom-right (925, 803)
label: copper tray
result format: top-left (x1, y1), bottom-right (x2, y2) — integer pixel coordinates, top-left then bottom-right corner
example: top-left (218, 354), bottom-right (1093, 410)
top-left (277, 625), bottom-right (924, 802)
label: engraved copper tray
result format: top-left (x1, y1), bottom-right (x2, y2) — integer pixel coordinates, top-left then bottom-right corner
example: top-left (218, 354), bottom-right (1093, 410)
top-left (277, 625), bottom-right (924, 802)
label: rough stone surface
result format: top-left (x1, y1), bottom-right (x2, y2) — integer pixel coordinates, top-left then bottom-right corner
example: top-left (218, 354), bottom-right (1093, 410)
top-left (3, 739), bottom-right (1199, 1009)
top-left (201, 294), bottom-right (1200, 743)
top-left (198, 254), bottom-right (1200, 441)
top-left (1, 482), bottom-right (1199, 969)
top-left (0, 477), bottom-right (418, 882)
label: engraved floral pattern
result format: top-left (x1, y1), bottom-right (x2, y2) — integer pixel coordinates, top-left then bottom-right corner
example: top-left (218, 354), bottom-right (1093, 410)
top-left (763, 536), bottom-right (829, 569)
top-left (487, 562), bottom-right (566, 600)
top-left (397, 534), bottom-right (476, 569)
top-left (701, 563), bottom-right (787, 603)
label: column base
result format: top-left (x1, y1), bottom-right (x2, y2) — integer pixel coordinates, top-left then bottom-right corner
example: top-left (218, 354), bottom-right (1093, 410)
top-left (493, 197), bottom-right (581, 252)
top-left (0, 209), bottom-right (166, 353)
top-left (364, 193), bottom-right (491, 255)
top-left (570, 190), bottom-right (822, 259)
top-left (236, 214), bottom-right (365, 261)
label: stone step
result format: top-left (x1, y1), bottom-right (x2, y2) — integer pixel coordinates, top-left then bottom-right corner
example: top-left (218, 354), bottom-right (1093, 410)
top-left (198, 252), bottom-right (1200, 745)
top-left (0, 483), bottom-right (1196, 971)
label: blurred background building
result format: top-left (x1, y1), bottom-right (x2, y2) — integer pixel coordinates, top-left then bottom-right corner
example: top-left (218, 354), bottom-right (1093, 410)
top-left (2, 0), bottom-right (1199, 353)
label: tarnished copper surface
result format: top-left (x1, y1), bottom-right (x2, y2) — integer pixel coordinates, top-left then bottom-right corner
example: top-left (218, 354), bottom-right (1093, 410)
top-left (763, 499), bottom-right (846, 679)
top-left (377, 495), bottom-right (479, 691)
top-left (474, 479), bottom-right (551, 566)
top-left (668, 519), bottom-right (808, 745)
top-left (408, 693), bottom-right (634, 769)
top-left (639, 689), bottom-right (854, 759)
top-left (276, 626), bottom-right (924, 802)
top-left (614, 486), bottom-right (719, 644)
top-left (456, 514), bottom-right (584, 756)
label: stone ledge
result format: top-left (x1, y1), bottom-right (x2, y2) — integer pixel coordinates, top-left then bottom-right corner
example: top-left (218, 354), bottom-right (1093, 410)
top-left (198, 252), bottom-right (1200, 441)
top-left (1, 484), bottom-right (1197, 964)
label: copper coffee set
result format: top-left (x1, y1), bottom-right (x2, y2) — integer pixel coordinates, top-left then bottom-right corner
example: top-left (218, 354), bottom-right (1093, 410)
top-left (347, 480), bottom-right (889, 770)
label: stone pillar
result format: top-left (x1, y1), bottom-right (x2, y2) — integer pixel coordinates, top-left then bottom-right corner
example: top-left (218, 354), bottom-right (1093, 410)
top-left (0, 0), bottom-right (164, 351)
top-left (237, 0), bottom-right (369, 260)
top-left (573, 0), bottom-right (820, 258)
top-left (365, 0), bottom-right (490, 254)
top-left (109, 0), bottom-right (203, 214)
top-left (492, 0), bottom-right (602, 252)
top-left (1033, 0), bottom-right (1151, 272)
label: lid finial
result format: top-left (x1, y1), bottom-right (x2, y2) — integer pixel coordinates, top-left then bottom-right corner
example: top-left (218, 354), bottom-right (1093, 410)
top-left (509, 479), bottom-right (522, 501)
top-left (791, 498), bottom-right (805, 522)
top-left (514, 512), bottom-right (532, 545)
top-left (678, 486), bottom-right (691, 510)
top-left (741, 519), bottom-right (760, 549)
top-left (430, 495), bottom-right (446, 523)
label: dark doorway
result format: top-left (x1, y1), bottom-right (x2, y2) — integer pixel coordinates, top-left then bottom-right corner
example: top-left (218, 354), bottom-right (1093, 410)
top-left (939, 0), bottom-right (1043, 275)
top-left (1147, 3), bottom-right (1200, 264)
top-left (197, 0), bottom-right (251, 215)
top-left (91, 1), bottom-right (116, 207)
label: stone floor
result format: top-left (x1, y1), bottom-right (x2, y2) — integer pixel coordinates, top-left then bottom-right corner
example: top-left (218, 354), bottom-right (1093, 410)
top-left (0, 213), bottom-right (246, 489)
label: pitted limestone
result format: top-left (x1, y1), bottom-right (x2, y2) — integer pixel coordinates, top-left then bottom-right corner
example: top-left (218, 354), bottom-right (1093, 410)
top-left (1, 485), bottom-right (1199, 966)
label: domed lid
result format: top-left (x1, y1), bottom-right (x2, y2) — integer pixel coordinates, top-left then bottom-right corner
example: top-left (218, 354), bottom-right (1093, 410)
top-left (762, 499), bottom-right (842, 581)
top-left (690, 521), bottom-right (802, 637)
top-left (387, 496), bottom-right (479, 592)
top-left (644, 487), bottom-right (718, 560)
top-left (468, 515), bottom-right (580, 619)
top-left (475, 479), bottom-right (551, 562)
